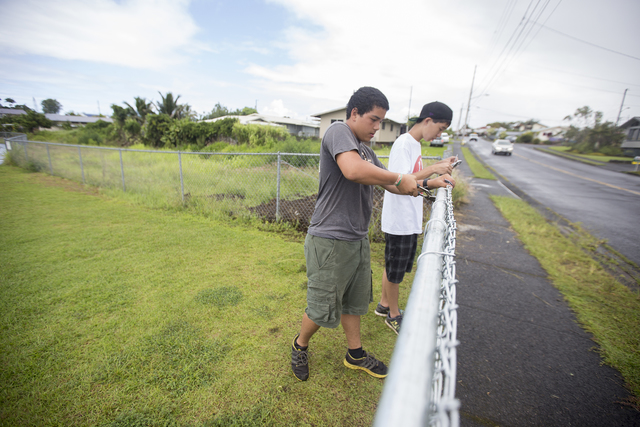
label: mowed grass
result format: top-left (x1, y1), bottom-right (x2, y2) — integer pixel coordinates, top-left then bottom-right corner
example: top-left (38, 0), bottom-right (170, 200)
top-left (491, 195), bottom-right (640, 407)
top-left (0, 166), bottom-right (408, 427)
top-left (460, 146), bottom-right (496, 180)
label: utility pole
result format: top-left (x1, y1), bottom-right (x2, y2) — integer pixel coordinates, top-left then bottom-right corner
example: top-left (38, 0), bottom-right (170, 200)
top-left (457, 103), bottom-right (463, 134)
top-left (407, 86), bottom-right (413, 122)
top-left (97, 100), bottom-right (101, 116)
top-left (616, 88), bottom-right (628, 126)
top-left (463, 65), bottom-right (477, 135)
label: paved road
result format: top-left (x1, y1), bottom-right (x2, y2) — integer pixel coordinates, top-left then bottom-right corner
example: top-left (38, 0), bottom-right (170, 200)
top-left (465, 139), bottom-right (640, 267)
top-left (451, 143), bottom-right (640, 426)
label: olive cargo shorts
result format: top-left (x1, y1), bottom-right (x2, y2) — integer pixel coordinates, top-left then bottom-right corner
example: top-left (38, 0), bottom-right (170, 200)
top-left (304, 234), bottom-right (373, 328)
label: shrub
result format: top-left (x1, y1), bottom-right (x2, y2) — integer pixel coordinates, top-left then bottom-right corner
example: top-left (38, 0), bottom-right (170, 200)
top-left (517, 132), bottom-right (533, 143)
top-left (599, 146), bottom-right (623, 156)
top-left (231, 123), bottom-right (289, 147)
top-left (532, 138), bottom-right (541, 144)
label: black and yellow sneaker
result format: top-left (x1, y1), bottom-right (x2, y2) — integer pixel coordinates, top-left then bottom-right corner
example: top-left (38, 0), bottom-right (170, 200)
top-left (385, 313), bottom-right (402, 335)
top-left (343, 351), bottom-right (388, 378)
top-left (291, 335), bottom-right (309, 381)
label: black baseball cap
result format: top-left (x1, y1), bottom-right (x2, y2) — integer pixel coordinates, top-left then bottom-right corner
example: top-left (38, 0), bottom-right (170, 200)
top-left (417, 101), bottom-right (453, 122)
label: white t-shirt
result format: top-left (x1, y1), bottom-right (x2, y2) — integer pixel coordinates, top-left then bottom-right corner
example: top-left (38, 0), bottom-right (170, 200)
top-left (381, 133), bottom-right (424, 235)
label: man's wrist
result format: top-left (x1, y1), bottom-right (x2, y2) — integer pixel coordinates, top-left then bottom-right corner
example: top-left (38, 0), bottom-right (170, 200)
top-left (422, 179), bottom-right (429, 189)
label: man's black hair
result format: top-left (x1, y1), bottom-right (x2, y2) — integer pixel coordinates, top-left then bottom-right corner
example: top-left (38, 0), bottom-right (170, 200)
top-left (346, 87), bottom-right (389, 119)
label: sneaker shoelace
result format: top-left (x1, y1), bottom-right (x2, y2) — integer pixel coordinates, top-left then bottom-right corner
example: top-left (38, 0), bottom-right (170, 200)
top-left (293, 349), bottom-right (308, 366)
top-left (358, 352), bottom-right (379, 370)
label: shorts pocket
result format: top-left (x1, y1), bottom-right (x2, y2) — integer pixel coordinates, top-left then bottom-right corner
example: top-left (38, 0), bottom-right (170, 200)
top-left (306, 281), bottom-right (338, 326)
top-left (309, 236), bottom-right (336, 270)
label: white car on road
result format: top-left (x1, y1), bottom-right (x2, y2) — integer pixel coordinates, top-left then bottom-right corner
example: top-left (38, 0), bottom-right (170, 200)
top-left (491, 139), bottom-right (514, 155)
top-left (440, 133), bottom-right (450, 143)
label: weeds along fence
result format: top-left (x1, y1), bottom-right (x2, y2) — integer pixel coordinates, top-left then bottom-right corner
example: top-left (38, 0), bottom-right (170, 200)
top-left (3, 136), bottom-right (443, 234)
top-left (375, 186), bottom-right (460, 427)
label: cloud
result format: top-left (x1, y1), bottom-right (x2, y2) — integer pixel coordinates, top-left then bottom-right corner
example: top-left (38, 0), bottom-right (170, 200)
top-left (0, 0), bottom-right (209, 69)
top-left (248, 0), bottom-right (490, 122)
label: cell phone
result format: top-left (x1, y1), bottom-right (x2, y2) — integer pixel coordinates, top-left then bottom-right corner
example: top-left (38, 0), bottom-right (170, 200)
top-left (452, 160), bottom-right (463, 169)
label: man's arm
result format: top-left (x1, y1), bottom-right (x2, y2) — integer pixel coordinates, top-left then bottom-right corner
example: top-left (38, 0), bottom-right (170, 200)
top-left (412, 156), bottom-right (456, 180)
top-left (336, 150), bottom-right (418, 196)
top-left (382, 173), bottom-right (456, 194)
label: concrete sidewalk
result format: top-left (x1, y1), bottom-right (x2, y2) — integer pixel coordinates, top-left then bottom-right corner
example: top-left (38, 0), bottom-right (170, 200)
top-left (451, 144), bottom-right (639, 426)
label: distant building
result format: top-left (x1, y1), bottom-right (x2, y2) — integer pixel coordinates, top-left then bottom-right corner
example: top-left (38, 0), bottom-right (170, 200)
top-left (620, 117), bottom-right (640, 157)
top-left (516, 122), bottom-right (546, 132)
top-left (203, 113), bottom-right (319, 138)
top-left (534, 126), bottom-right (569, 143)
top-left (44, 114), bottom-right (113, 128)
top-left (0, 108), bottom-right (27, 118)
top-left (311, 107), bottom-right (403, 145)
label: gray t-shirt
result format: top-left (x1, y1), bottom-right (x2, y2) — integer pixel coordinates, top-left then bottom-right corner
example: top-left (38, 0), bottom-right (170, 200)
top-left (307, 122), bottom-right (385, 241)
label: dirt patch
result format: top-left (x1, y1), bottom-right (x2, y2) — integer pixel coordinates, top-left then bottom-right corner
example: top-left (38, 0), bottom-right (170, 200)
top-left (249, 195), bottom-right (317, 232)
top-left (32, 172), bottom-right (101, 197)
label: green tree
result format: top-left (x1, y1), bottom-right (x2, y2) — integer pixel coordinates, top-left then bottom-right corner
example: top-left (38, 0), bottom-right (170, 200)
top-left (202, 102), bottom-right (229, 120)
top-left (124, 97), bottom-right (155, 124)
top-left (41, 99), bottom-right (62, 114)
top-left (156, 92), bottom-right (186, 119)
top-left (110, 104), bottom-right (129, 128)
top-left (564, 106), bottom-right (593, 129)
top-left (143, 114), bottom-right (173, 147)
top-left (18, 110), bottom-right (52, 132)
top-left (564, 105), bottom-right (624, 153)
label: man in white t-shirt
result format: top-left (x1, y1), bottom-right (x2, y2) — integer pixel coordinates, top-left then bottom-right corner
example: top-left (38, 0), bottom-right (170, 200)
top-left (375, 101), bottom-right (455, 334)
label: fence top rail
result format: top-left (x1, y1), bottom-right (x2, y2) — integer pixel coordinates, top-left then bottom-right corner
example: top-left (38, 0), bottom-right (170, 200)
top-left (10, 138), bottom-right (443, 160)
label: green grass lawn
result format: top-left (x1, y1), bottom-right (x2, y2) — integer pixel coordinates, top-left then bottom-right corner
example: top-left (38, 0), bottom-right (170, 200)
top-left (460, 146), bottom-right (496, 180)
top-left (0, 165), bottom-right (414, 427)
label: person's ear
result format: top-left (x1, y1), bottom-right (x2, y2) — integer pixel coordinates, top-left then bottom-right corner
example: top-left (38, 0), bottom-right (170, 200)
top-left (350, 107), bottom-right (359, 118)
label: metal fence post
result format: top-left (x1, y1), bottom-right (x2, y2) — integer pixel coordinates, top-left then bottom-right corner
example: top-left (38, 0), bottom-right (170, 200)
top-left (78, 146), bottom-right (85, 184)
top-left (276, 152), bottom-right (281, 221)
top-left (46, 145), bottom-right (53, 175)
top-left (119, 149), bottom-right (126, 192)
top-left (179, 151), bottom-right (185, 203)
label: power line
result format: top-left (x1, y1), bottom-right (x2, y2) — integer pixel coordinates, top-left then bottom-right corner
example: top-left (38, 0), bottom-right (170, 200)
top-left (536, 23), bottom-right (640, 61)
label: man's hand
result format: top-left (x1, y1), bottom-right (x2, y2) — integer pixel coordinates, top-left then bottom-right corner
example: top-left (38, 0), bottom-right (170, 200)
top-left (396, 174), bottom-right (419, 196)
top-left (431, 161), bottom-right (453, 175)
top-left (429, 174), bottom-right (456, 189)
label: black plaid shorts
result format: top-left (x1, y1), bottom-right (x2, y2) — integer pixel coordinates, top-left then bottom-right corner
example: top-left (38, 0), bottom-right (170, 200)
top-left (384, 233), bottom-right (419, 284)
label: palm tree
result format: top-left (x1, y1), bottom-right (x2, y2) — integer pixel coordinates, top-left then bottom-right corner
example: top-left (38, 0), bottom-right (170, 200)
top-left (124, 97), bottom-right (154, 124)
top-left (156, 92), bottom-right (185, 119)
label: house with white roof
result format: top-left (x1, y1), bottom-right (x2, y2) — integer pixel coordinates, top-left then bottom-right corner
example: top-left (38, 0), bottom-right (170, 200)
top-left (203, 113), bottom-right (319, 138)
top-left (311, 107), bottom-right (404, 145)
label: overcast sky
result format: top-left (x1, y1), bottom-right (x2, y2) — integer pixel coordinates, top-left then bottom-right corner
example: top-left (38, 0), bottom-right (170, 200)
top-left (1, 0), bottom-right (639, 129)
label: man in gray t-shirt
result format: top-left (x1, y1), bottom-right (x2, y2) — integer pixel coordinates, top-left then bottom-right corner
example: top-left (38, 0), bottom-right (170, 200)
top-left (290, 87), bottom-right (422, 382)
top-left (307, 121), bottom-right (386, 241)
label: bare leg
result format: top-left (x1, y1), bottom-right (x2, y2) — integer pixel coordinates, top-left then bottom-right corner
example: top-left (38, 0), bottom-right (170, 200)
top-left (341, 314), bottom-right (362, 349)
top-left (296, 312), bottom-right (321, 347)
top-left (382, 268), bottom-right (401, 318)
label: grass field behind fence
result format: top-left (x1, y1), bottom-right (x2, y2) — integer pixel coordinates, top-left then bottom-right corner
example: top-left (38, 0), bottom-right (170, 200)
top-left (0, 165), bottom-right (411, 427)
top-left (9, 141), bottom-right (321, 221)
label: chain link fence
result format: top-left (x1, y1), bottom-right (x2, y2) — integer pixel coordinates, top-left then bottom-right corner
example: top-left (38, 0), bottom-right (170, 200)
top-left (375, 185), bottom-right (460, 427)
top-left (3, 136), bottom-right (446, 234)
